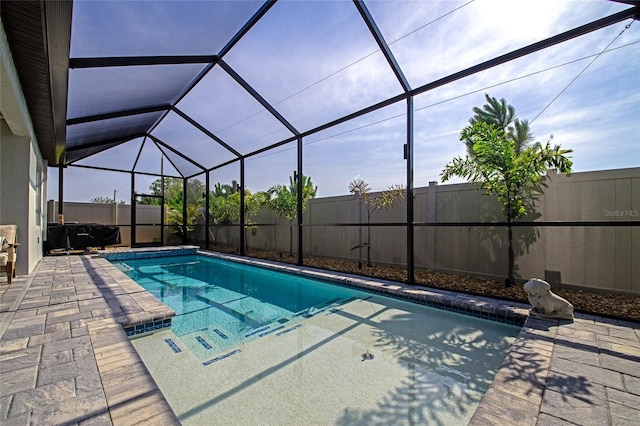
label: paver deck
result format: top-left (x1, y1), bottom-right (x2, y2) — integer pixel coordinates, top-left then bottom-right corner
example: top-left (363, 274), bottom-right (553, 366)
top-left (1, 252), bottom-right (639, 425)
top-left (1, 254), bottom-right (178, 425)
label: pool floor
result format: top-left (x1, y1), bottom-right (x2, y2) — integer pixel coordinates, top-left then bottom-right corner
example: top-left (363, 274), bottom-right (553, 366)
top-left (132, 294), bottom-right (518, 425)
top-left (114, 254), bottom-right (372, 358)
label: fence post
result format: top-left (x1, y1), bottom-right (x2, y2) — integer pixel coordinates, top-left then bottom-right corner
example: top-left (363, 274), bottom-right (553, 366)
top-left (426, 181), bottom-right (437, 270)
top-left (544, 169), bottom-right (559, 284)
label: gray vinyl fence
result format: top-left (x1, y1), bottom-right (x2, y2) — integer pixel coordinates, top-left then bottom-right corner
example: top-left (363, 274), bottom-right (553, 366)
top-left (50, 167), bottom-right (639, 295)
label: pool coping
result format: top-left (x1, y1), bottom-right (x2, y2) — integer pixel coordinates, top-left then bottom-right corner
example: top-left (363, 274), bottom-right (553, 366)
top-left (90, 255), bottom-right (177, 337)
top-left (95, 247), bottom-right (640, 424)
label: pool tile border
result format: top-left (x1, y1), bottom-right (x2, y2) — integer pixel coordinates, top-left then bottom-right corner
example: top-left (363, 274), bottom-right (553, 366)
top-left (100, 245), bottom-right (199, 262)
top-left (124, 318), bottom-right (172, 337)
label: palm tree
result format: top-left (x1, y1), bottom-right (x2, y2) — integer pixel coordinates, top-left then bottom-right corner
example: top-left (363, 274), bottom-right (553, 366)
top-left (288, 174), bottom-right (317, 211)
top-left (510, 119), bottom-right (534, 153)
top-left (465, 94), bottom-right (533, 155)
top-left (444, 119), bottom-right (572, 287)
top-left (470, 95), bottom-right (515, 130)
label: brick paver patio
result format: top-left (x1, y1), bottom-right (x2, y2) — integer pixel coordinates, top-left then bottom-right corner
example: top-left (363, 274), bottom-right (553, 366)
top-left (0, 255), bottom-right (178, 425)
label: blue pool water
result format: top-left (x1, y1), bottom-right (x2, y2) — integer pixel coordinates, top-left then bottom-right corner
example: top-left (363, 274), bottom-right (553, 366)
top-left (114, 254), bottom-right (372, 357)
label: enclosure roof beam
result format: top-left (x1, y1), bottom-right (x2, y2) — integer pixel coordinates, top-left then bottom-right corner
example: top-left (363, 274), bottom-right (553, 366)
top-left (65, 133), bottom-right (145, 153)
top-left (218, 0), bottom-right (277, 58)
top-left (146, 134), bottom-right (207, 173)
top-left (65, 135), bottom-right (144, 165)
top-left (66, 104), bottom-right (171, 126)
top-left (609, 0), bottom-right (640, 9)
top-left (147, 139), bottom-right (185, 179)
top-left (69, 163), bottom-right (167, 177)
top-left (131, 136), bottom-right (147, 173)
top-left (171, 107), bottom-right (242, 158)
top-left (353, 0), bottom-right (411, 93)
top-left (218, 59), bottom-right (300, 137)
top-left (69, 56), bottom-right (217, 69)
top-left (206, 157), bottom-right (241, 174)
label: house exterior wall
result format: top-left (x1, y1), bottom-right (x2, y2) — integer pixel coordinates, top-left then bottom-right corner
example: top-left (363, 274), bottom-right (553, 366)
top-left (1, 20), bottom-right (47, 276)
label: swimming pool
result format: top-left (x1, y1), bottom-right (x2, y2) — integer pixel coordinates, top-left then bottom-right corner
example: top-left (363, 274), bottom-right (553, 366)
top-left (111, 250), bottom-right (521, 424)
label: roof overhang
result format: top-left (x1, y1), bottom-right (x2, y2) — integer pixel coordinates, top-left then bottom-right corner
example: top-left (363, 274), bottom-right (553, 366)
top-left (1, 0), bottom-right (72, 166)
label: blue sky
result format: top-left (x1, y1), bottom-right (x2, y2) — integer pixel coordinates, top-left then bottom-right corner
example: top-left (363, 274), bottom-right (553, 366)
top-left (49, 0), bottom-right (639, 202)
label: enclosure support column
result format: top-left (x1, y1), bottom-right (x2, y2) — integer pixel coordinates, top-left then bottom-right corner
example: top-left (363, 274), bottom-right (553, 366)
top-left (182, 178), bottom-right (188, 245)
top-left (205, 172), bottom-right (210, 250)
top-left (130, 172), bottom-right (136, 247)
top-left (358, 0), bottom-right (414, 283)
top-left (297, 137), bottom-right (303, 266)
top-left (240, 158), bottom-right (246, 256)
top-left (57, 166), bottom-right (64, 215)
top-left (161, 157), bottom-right (165, 246)
top-left (406, 97), bottom-right (415, 285)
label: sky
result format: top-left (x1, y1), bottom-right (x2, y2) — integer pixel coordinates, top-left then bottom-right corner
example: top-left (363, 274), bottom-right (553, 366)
top-left (48, 0), bottom-right (640, 203)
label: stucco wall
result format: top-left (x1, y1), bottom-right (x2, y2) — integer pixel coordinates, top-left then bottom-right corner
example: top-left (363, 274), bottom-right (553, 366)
top-left (1, 20), bottom-right (47, 276)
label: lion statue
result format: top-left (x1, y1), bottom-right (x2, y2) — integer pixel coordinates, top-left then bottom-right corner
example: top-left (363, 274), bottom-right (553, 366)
top-left (523, 278), bottom-right (574, 320)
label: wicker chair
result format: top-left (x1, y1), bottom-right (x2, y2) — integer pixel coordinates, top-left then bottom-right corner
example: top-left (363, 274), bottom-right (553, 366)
top-left (0, 225), bottom-right (18, 283)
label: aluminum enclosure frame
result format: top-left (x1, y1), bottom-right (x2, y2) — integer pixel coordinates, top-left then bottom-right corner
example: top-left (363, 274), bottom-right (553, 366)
top-left (4, 0), bottom-right (637, 285)
top-left (66, 2), bottom-right (640, 284)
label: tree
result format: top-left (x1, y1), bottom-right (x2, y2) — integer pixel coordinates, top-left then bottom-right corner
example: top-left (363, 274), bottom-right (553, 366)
top-left (266, 175), bottom-right (317, 256)
top-left (209, 181), bottom-right (239, 228)
top-left (348, 179), bottom-right (406, 268)
top-left (141, 177), bottom-right (205, 207)
top-left (442, 120), bottom-right (572, 286)
top-left (166, 204), bottom-right (201, 238)
top-left (90, 196), bottom-right (124, 204)
top-left (209, 182), bottom-right (266, 249)
top-left (465, 94), bottom-right (533, 156)
top-left (141, 177), bottom-right (206, 238)
top-left (233, 189), bottom-right (267, 248)
top-left (212, 180), bottom-right (238, 198)
top-left (209, 182), bottom-right (238, 246)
